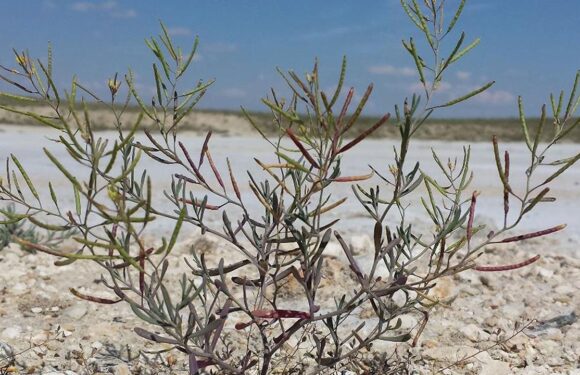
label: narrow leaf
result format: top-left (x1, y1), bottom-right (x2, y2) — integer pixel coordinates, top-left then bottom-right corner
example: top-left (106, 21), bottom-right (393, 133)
top-left (432, 81), bottom-right (494, 109)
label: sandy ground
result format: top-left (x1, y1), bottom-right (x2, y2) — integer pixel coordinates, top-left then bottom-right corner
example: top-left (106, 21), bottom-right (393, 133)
top-left (0, 124), bottom-right (579, 374)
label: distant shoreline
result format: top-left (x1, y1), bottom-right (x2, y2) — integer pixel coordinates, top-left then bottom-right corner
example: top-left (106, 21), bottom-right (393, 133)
top-left (1, 103), bottom-right (578, 142)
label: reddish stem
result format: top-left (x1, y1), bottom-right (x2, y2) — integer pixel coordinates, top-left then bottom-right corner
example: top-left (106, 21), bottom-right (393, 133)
top-left (474, 255), bottom-right (540, 272)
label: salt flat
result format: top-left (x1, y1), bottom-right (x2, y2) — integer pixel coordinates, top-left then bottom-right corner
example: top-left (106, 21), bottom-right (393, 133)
top-left (1, 123), bottom-right (578, 254)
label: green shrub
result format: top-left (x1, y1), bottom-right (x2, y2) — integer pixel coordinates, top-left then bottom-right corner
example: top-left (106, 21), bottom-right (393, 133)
top-left (0, 203), bottom-right (76, 252)
top-left (0, 1), bottom-right (578, 374)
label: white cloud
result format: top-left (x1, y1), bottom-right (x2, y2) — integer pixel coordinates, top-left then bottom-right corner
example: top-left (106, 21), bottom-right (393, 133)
top-left (167, 27), bottom-right (193, 37)
top-left (42, 0), bottom-right (56, 8)
top-left (297, 24), bottom-right (377, 40)
top-left (456, 71), bottom-right (471, 81)
top-left (222, 88), bottom-right (247, 99)
top-left (205, 43), bottom-right (238, 54)
top-left (112, 9), bottom-right (136, 18)
top-left (368, 65), bottom-right (415, 77)
top-left (71, 2), bottom-right (96, 11)
top-left (472, 89), bottom-right (515, 105)
top-left (71, 1), bottom-right (136, 18)
top-left (301, 26), bottom-right (356, 39)
top-left (407, 81), bottom-right (452, 93)
top-left (405, 80), bottom-right (513, 106)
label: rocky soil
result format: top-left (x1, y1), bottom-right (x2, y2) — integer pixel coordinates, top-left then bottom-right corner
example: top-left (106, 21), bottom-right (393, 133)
top-left (0, 230), bottom-right (578, 375)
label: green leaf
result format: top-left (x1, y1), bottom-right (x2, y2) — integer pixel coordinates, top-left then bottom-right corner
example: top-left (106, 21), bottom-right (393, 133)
top-left (275, 151), bottom-right (310, 173)
top-left (158, 22), bottom-right (178, 61)
top-left (492, 136), bottom-right (511, 192)
top-left (432, 81), bottom-right (494, 109)
top-left (446, 0), bottom-right (466, 34)
top-left (407, 38), bottom-right (425, 86)
top-left (47, 42), bottom-right (53, 77)
top-left (0, 92), bottom-right (36, 102)
top-left (130, 305), bottom-right (163, 326)
top-left (10, 154), bottom-right (39, 203)
top-left (38, 60), bottom-right (60, 104)
top-left (178, 36), bottom-right (199, 78)
top-left (125, 70), bottom-right (154, 120)
top-left (0, 105), bottom-right (62, 129)
top-left (440, 32), bottom-right (465, 75)
top-left (564, 70), bottom-right (580, 119)
top-left (180, 79), bottom-right (214, 98)
top-left (532, 105), bottom-right (546, 156)
top-left (73, 184), bottom-right (81, 216)
top-left (73, 81), bottom-right (103, 102)
top-left (343, 84), bottom-right (374, 133)
top-left (518, 96), bottom-right (532, 151)
top-left (400, 0), bottom-right (422, 30)
top-left (378, 333), bottom-right (412, 342)
top-left (523, 187), bottom-right (550, 215)
top-left (262, 98), bottom-right (300, 122)
top-left (166, 208), bottom-right (185, 256)
top-left (153, 63), bottom-right (163, 105)
top-left (48, 182), bottom-right (59, 209)
top-left (449, 38), bottom-right (480, 64)
top-left (542, 152), bottom-right (580, 185)
top-left (411, 0), bottom-right (434, 48)
top-left (44, 148), bottom-right (80, 188)
top-left (28, 216), bottom-right (70, 231)
top-left (423, 175), bottom-right (447, 195)
top-left (109, 149), bottom-right (142, 185)
top-left (555, 117), bottom-right (580, 142)
top-left (329, 56), bottom-right (347, 108)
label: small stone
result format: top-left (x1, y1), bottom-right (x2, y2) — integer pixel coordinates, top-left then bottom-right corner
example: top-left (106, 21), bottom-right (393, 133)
top-left (1, 326), bottom-right (21, 340)
top-left (321, 241), bottom-right (343, 258)
top-left (422, 345), bottom-right (479, 362)
top-left (31, 307), bottom-right (43, 314)
top-left (456, 270), bottom-right (482, 286)
top-left (91, 341), bottom-right (103, 350)
top-left (31, 331), bottom-right (50, 346)
top-left (50, 306), bottom-right (60, 312)
top-left (350, 234), bottom-right (372, 255)
top-left (480, 360), bottom-right (510, 375)
top-left (0, 341), bottom-right (15, 364)
top-left (483, 316), bottom-right (498, 327)
top-left (537, 267), bottom-right (554, 279)
top-left (391, 290), bottom-right (407, 307)
top-left (62, 304), bottom-right (88, 320)
top-left (479, 275), bottom-right (493, 288)
top-left (11, 282), bottom-right (28, 295)
top-left (460, 323), bottom-right (490, 342)
top-left (61, 324), bottom-right (76, 332)
top-left (431, 277), bottom-right (458, 304)
top-left (399, 315), bottom-right (418, 330)
top-left (500, 303), bottom-right (524, 320)
top-left (421, 339), bottom-right (438, 349)
top-left (554, 285), bottom-right (576, 296)
top-left (113, 364), bottom-right (131, 375)
top-left (62, 330), bottom-right (73, 337)
top-left (189, 236), bottom-right (219, 255)
top-left (553, 294), bottom-right (571, 303)
top-left (528, 311), bottom-right (577, 333)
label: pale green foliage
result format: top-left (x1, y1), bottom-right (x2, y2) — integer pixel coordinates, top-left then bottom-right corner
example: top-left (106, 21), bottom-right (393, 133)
top-left (0, 1), bottom-right (578, 374)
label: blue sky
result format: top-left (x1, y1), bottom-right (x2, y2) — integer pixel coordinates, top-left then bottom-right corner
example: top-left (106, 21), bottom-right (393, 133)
top-left (0, 0), bottom-right (578, 117)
